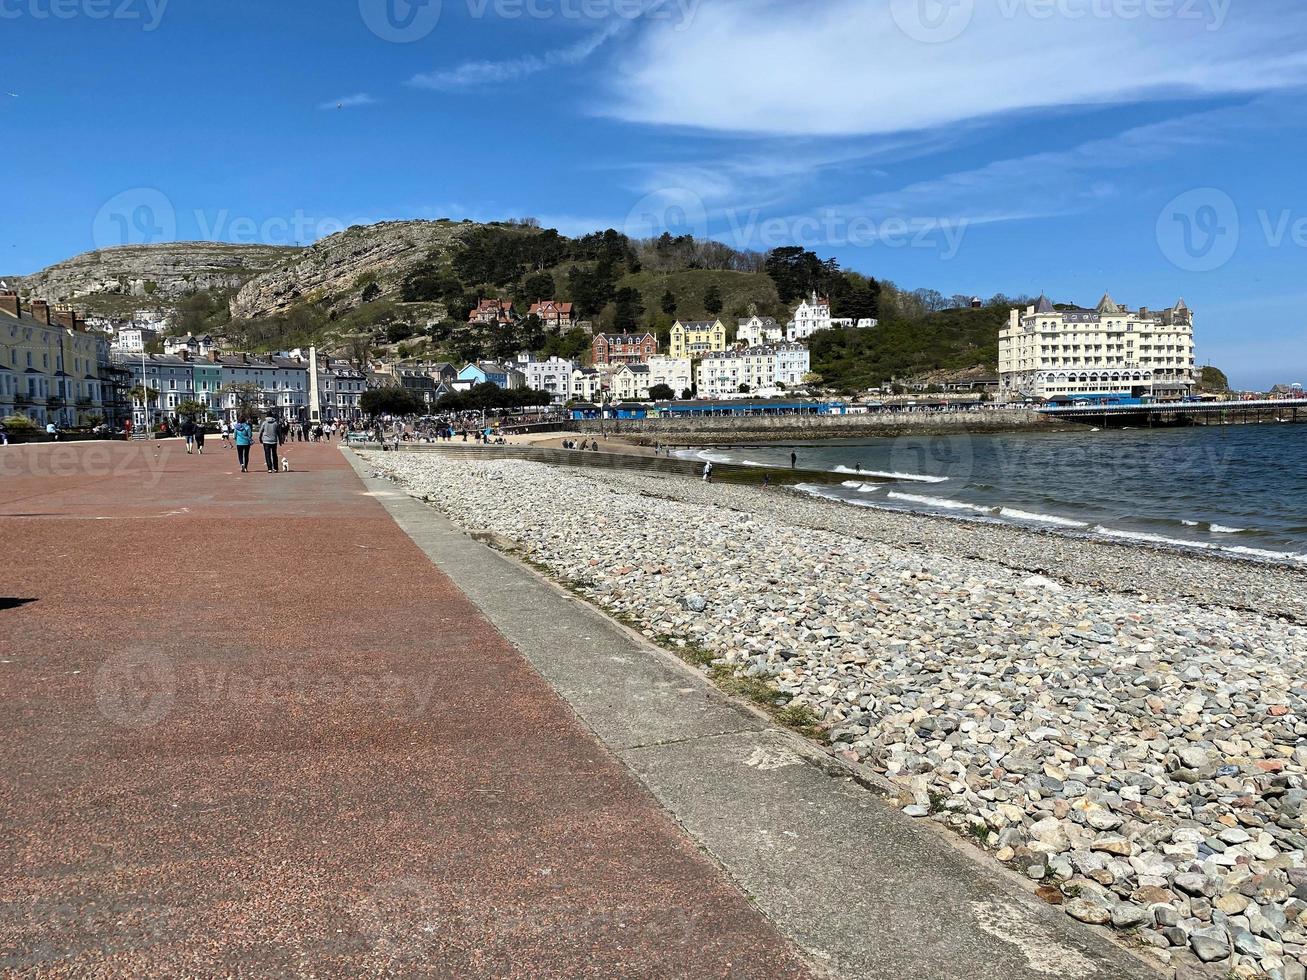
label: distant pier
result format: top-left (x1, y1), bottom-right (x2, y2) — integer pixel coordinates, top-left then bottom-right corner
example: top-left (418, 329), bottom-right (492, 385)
top-left (1038, 398), bottom-right (1306, 428)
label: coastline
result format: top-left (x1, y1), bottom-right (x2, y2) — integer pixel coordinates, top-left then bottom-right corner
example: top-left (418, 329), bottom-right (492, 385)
top-left (361, 450), bottom-right (1307, 976)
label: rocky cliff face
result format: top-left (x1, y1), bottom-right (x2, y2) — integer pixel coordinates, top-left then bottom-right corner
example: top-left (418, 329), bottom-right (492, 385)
top-left (16, 242), bottom-right (297, 305)
top-left (229, 220), bottom-right (471, 320)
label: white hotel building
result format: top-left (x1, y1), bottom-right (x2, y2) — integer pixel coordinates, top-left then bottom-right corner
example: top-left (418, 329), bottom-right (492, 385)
top-left (696, 344), bottom-right (810, 399)
top-left (999, 294), bottom-right (1196, 401)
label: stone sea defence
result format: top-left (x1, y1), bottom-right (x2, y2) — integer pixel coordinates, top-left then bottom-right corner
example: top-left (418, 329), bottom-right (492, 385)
top-left (575, 408), bottom-right (1072, 445)
top-left (363, 451), bottom-right (1307, 980)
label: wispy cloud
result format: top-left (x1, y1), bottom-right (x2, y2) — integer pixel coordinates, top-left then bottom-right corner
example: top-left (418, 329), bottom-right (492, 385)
top-left (409, 25), bottom-right (621, 91)
top-left (603, 0), bottom-right (1307, 136)
top-left (319, 93), bottom-right (377, 110)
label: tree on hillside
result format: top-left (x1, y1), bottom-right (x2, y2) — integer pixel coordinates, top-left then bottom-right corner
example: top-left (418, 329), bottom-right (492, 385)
top-left (764, 246), bottom-right (838, 303)
top-left (703, 285), bottom-right (723, 316)
top-left (612, 287), bottom-right (645, 332)
top-left (361, 281), bottom-right (382, 304)
top-left (568, 263), bottom-right (618, 316)
top-left (660, 289), bottom-right (677, 316)
top-left (360, 387), bottom-right (423, 417)
top-left (522, 272), bottom-right (555, 303)
top-left (346, 334), bottom-right (374, 368)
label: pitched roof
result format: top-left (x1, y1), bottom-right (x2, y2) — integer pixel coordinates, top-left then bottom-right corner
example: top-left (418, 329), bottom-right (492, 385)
top-left (1095, 293), bottom-right (1122, 315)
top-left (1033, 294), bottom-right (1055, 314)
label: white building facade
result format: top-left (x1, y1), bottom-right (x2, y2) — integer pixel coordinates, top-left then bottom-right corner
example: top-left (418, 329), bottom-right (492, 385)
top-left (737, 315), bottom-right (784, 347)
top-left (696, 344), bottom-right (811, 399)
top-left (571, 367), bottom-right (601, 403)
top-left (999, 294), bottom-right (1197, 401)
top-left (517, 355), bottom-right (575, 403)
top-left (646, 355), bottom-right (693, 398)
top-left (786, 293), bottom-right (832, 342)
top-left (610, 364), bottom-right (652, 402)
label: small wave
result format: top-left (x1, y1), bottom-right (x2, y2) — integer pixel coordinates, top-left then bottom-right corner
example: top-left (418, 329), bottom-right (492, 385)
top-left (831, 465), bottom-right (948, 483)
top-left (1094, 527), bottom-right (1215, 550)
top-left (887, 492), bottom-right (992, 515)
top-left (1222, 545), bottom-right (1307, 564)
top-left (1181, 520), bottom-right (1201, 527)
top-left (999, 508), bottom-right (1089, 528)
top-left (1210, 524), bottom-right (1246, 534)
top-left (841, 481), bottom-right (864, 489)
top-left (692, 449), bottom-right (736, 464)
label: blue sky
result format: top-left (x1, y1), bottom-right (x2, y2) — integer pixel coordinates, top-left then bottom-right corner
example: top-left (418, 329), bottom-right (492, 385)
top-left (3, 0), bottom-right (1307, 387)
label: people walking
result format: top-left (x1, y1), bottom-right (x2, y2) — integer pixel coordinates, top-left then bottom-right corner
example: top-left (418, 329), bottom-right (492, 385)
top-left (790, 451), bottom-right (797, 469)
top-left (181, 416), bottom-right (196, 454)
top-left (220, 420), bottom-right (232, 449)
top-left (259, 414), bottom-right (281, 473)
top-left (193, 422), bottom-right (206, 455)
top-left (702, 460), bottom-right (713, 483)
top-left (234, 418), bottom-right (253, 472)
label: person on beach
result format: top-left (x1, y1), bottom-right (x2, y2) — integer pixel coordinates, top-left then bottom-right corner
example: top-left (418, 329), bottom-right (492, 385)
top-left (259, 414), bottom-right (281, 473)
top-left (193, 422), bottom-right (206, 455)
top-left (791, 451), bottom-right (797, 469)
top-left (181, 416), bottom-right (196, 454)
top-left (702, 461), bottom-right (713, 483)
top-left (234, 418), bottom-right (252, 472)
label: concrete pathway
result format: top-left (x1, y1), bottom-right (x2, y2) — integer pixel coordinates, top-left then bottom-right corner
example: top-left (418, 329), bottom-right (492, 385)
top-left (0, 439), bottom-right (809, 977)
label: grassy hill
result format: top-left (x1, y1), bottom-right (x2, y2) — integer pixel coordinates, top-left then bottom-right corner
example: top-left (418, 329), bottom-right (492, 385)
top-left (810, 305), bottom-right (1006, 393)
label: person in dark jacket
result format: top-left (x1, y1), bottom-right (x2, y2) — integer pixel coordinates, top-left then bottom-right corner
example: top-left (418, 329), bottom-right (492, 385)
top-left (259, 415), bottom-right (281, 473)
top-left (181, 416), bottom-right (196, 454)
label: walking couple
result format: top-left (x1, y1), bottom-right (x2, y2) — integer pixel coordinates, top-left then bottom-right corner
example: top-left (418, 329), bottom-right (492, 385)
top-left (232, 415), bottom-right (283, 473)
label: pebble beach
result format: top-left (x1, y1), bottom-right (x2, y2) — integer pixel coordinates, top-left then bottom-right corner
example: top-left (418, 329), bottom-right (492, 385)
top-left (362, 451), bottom-right (1307, 979)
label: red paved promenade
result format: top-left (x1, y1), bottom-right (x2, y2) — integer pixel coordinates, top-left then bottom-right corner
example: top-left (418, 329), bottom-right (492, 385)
top-left (0, 439), bottom-right (809, 978)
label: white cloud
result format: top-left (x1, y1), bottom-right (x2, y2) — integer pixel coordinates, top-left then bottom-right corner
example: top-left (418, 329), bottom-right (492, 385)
top-left (410, 24), bottom-right (621, 90)
top-left (319, 93), bottom-right (376, 110)
top-left (604, 0), bottom-right (1307, 136)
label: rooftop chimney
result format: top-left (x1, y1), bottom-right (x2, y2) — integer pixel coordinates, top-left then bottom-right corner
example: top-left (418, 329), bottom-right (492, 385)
top-left (209, 351), bottom-right (221, 363)
top-left (55, 309), bottom-right (77, 330)
top-left (30, 300), bottom-right (51, 325)
top-left (0, 290), bottom-right (19, 318)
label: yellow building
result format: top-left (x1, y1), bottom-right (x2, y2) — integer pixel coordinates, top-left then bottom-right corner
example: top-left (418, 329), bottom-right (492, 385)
top-left (1, 290), bottom-right (108, 427)
top-left (669, 319), bottom-right (728, 360)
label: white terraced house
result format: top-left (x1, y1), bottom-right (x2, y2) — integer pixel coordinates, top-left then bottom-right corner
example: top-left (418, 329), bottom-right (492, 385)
top-left (696, 344), bottom-right (811, 399)
top-left (999, 294), bottom-right (1197, 401)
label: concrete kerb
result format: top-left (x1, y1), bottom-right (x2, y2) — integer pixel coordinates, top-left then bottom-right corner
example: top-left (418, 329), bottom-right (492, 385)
top-left (342, 447), bottom-right (1166, 980)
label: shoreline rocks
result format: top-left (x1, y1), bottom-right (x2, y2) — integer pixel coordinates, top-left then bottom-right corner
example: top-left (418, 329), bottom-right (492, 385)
top-left (363, 453), bottom-right (1307, 980)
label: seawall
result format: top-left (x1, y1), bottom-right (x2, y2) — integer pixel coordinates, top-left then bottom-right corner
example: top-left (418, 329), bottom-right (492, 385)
top-left (573, 409), bottom-right (1072, 445)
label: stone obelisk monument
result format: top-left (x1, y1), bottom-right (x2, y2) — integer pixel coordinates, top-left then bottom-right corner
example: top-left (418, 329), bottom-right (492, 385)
top-left (308, 346), bottom-right (321, 423)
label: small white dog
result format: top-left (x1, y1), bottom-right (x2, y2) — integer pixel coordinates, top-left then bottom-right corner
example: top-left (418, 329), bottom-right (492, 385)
top-left (281, 456), bottom-right (290, 472)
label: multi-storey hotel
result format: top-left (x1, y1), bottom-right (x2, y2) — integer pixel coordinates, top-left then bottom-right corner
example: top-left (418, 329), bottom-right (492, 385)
top-left (696, 344), bottom-right (810, 399)
top-left (999, 294), bottom-right (1196, 401)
